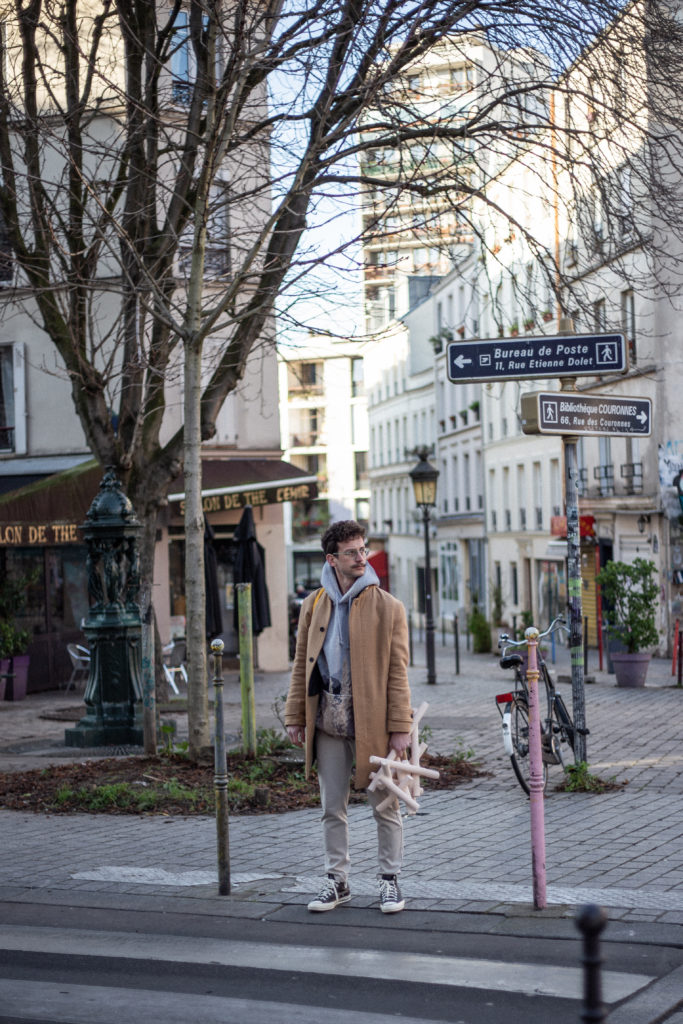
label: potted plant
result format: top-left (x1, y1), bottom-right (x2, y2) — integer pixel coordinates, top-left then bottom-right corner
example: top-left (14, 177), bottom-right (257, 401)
top-left (523, 317), bottom-right (535, 331)
top-left (542, 309), bottom-right (554, 323)
top-left (0, 621), bottom-right (30, 700)
top-left (0, 569), bottom-right (35, 700)
top-left (596, 557), bottom-right (659, 687)
top-left (508, 322), bottom-right (519, 337)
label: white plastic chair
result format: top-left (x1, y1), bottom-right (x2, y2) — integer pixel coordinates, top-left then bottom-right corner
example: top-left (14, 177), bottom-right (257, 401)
top-left (162, 639), bottom-right (188, 696)
top-left (65, 644), bottom-right (90, 693)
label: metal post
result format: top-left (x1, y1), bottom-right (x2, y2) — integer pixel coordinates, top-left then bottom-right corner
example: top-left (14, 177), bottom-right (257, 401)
top-left (526, 626), bottom-right (547, 910)
top-left (678, 630), bottom-right (683, 689)
top-left (671, 618), bottom-right (679, 676)
top-left (423, 507), bottom-right (436, 685)
top-left (584, 615), bottom-right (589, 674)
top-left (141, 584), bottom-right (156, 755)
top-left (211, 638), bottom-right (230, 896)
top-left (454, 613), bottom-right (460, 675)
top-left (564, 436), bottom-right (587, 764)
top-left (442, 616), bottom-right (446, 647)
top-left (408, 610), bottom-right (414, 667)
top-left (237, 582), bottom-right (257, 757)
top-left (576, 904), bottom-right (608, 1023)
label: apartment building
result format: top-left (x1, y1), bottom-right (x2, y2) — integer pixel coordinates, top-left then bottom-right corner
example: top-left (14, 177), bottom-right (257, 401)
top-left (0, 5), bottom-right (307, 685)
top-left (278, 338), bottom-right (370, 593)
top-left (361, 13), bottom-right (682, 652)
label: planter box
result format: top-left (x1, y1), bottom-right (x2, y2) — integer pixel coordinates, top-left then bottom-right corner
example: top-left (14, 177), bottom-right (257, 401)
top-left (611, 651), bottom-right (651, 688)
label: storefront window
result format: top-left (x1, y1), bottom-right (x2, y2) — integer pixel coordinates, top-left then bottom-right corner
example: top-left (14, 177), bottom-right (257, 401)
top-left (169, 536), bottom-right (239, 654)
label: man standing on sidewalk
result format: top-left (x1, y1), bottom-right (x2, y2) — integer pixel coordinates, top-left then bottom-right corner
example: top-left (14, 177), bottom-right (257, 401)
top-left (285, 520), bottom-right (413, 914)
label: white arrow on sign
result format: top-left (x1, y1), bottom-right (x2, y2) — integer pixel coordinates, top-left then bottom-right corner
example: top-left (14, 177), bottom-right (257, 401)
top-left (452, 354), bottom-right (473, 369)
top-left (637, 412), bottom-right (648, 425)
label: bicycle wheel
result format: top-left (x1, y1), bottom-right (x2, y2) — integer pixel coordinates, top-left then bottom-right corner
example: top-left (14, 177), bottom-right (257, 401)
top-left (509, 695), bottom-right (548, 796)
top-left (552, 692), bottom-right (575, 761)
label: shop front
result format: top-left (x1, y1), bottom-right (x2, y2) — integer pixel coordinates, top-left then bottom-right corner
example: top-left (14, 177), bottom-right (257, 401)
top-left (164, 457), bottom-right (318, 671)
top-left (0, 456), bottom-right (318, 689)
top-left (0, 461), bottom-right (101, 690)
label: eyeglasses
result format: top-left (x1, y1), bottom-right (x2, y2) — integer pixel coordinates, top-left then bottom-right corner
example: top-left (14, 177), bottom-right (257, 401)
top-left (335, 546), bottom-right (369, 559)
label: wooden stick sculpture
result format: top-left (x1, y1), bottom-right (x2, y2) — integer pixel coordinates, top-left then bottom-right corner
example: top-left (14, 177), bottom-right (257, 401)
top-left (367, 702), bottom-right (440, 815)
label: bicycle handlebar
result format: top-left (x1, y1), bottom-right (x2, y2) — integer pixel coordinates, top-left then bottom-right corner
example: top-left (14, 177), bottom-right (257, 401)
top-left (498, 615), bottom-right (568, 649)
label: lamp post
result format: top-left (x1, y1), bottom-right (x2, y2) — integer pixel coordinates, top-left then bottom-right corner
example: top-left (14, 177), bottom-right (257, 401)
top-left (409, 447), bottom-right (439, 685)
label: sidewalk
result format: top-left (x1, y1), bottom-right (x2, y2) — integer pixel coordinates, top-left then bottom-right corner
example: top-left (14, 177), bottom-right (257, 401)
top-left (1, 638), bottom-right (683, 930)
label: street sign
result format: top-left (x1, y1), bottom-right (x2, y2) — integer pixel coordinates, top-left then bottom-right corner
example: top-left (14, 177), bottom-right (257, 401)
top-left (447, 333), bottom-right (628, 383)
top-left (520, 392), bottom-right (652, 436)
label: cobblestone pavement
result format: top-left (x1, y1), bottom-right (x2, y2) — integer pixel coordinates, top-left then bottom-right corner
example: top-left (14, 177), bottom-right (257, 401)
top-left (1, 639), bottom-right (683, 924)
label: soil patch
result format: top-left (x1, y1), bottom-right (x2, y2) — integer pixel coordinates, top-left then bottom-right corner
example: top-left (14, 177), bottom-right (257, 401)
top-left (0, 751), bottom-right (485, 816)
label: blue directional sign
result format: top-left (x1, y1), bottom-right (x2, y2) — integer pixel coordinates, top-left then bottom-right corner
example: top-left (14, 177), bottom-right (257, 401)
top-left (447, 333), bottom-right (627, 383)
top-left (521, 392), bottom-right (651, 437)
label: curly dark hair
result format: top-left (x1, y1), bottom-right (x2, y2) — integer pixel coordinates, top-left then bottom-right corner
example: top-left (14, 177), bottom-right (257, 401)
top-left (321, 520), bottom-right (365, 556)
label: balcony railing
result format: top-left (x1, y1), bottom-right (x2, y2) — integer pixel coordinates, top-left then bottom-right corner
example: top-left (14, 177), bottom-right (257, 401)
top-left (593, 463), bottom-right (615, 497)
top-left (288, 381), bottom-right (323, 397)
top-left (364, 264), bottom-right (396, 281)
top-left (289, 432), bottom-right (322, 448)
top-left (620, 461), bottom-right (643, 495)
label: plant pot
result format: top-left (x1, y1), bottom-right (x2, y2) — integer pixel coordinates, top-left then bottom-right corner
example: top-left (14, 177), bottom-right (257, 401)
top-left (2, 654), bottom-right (29, 700)
top-left (611, 651), bottom-right (651, 688)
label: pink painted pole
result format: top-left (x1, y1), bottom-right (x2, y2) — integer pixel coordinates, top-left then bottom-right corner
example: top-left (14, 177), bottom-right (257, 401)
top-left (526, 626), bottom-right (547, 909)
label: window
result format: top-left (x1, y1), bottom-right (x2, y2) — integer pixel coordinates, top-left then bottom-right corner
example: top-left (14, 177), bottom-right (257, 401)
top-left (593, 298), bottom-right (606, 331)
top-left (0, 207), bottom-right (13, 284)
top-left (596, 437), bottom-right (614, 496)
top-left (170, 8), bottom-right (220, 105)
top-left (450, 65), bottom-right (473, 90)
top-left (170, 10), bottom-right (193, 104)
top-left (440, 542), bottom-right (459, 603)
top-left (354, 451), bottom-right (368, 490)
top-left (621, 288), bottom-right (636, 363)
top-left (0, 345), bottom-right (14, 450)
top-left (550, 458), bottom-right (562, 517)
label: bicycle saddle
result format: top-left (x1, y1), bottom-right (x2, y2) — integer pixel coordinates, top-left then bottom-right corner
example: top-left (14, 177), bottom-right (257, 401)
top-left (499, 653), bottom-right (524, 670)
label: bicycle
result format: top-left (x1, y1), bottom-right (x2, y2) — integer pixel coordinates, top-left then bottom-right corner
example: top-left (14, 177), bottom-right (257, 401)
top-left (495, 616), bottom-right (585, 795)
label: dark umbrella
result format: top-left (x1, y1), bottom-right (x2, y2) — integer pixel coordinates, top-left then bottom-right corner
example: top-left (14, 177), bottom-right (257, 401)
top-left (204, 515), bottom-right (223, 639)
top-left (232, 504), bottom-right (271, 635)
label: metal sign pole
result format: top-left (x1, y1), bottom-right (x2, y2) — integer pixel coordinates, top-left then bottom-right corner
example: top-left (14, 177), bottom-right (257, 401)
top-left (564, 435), bottom-right (587, 765)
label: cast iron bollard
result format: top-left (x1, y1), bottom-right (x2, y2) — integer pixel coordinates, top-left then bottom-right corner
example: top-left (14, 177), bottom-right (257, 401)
top-left (454, 613), bottom-right (460, 675)
top-left (211, 637), bottom-right (230, 895)
top-left (576, 904), bottom-right (608, 1022)
top-left (65, 468), bottom-right (143, 748)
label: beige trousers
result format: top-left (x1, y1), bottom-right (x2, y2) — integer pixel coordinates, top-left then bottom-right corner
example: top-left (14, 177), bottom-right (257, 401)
top-left (315, 729), bottom-right (403, 885)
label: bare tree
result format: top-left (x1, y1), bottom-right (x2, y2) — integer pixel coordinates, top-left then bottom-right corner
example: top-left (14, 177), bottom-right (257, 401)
top-left (1, 0), bottom-right (682, 756)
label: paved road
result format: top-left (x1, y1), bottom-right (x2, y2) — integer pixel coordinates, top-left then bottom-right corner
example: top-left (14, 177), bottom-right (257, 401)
top-left (1, 639), bottom-right (683, 1022)
top-left (1, 897), bottom-right (677, 1024)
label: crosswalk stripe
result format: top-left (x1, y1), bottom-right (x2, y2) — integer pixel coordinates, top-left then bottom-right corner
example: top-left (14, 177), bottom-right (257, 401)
top-left (2, 924), bottom-right (653, 1003)
top-left (0, 979), bottom-right (454, 1024)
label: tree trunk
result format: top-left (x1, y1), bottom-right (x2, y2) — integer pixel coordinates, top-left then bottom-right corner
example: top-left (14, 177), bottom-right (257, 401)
top-left (184, 337), bottom-right (210, 759)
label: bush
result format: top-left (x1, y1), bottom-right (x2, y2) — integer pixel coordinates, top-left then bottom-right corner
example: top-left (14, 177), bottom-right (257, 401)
top-left (468, 606), bottom-right (492, 653)
top-left (596, 558), bottom-right (659, 653)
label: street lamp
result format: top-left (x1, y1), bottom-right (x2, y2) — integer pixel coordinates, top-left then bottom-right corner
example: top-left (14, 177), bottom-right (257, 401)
top-left (409, 447), bottom-right (439, 685)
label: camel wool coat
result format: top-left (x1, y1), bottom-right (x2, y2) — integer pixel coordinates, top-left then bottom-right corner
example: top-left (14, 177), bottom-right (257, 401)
top-left (284, 583), bottom-right (413, 789)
